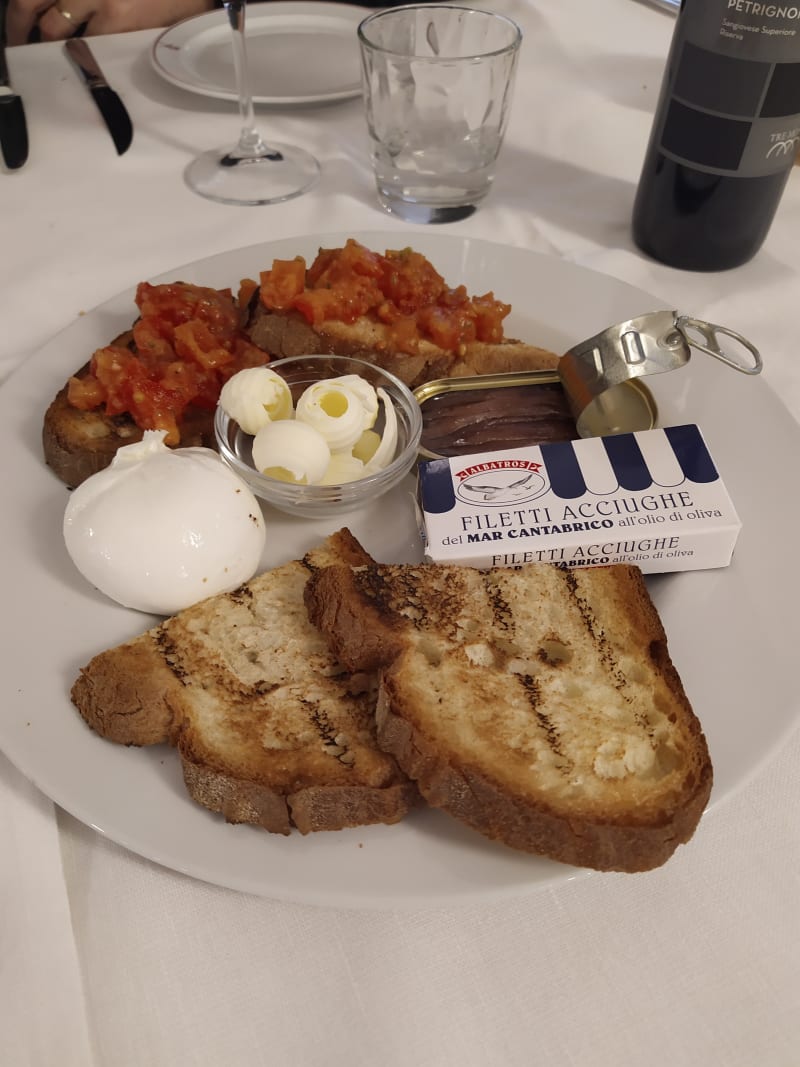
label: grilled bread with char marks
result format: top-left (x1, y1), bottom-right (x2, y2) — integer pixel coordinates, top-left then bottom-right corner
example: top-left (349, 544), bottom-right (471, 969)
top-left (70, 530), bottom-right (418, 834)
top-left (305, 560), bottom-right (713, 872)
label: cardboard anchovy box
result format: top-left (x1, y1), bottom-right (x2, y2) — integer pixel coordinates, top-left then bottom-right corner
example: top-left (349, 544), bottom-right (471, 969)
top-left (418, 424), bottom-right (741, 574)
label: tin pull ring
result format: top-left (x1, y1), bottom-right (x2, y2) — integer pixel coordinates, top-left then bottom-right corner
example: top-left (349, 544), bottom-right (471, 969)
top-left (675, 316), bottom-right (763, 375)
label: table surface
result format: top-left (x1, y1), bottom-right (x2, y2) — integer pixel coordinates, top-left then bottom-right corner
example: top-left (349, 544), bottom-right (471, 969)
top-left (2, 2), bottom-right (799, 1065)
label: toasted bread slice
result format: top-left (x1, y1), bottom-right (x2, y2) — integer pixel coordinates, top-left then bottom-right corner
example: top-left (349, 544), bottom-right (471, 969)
top-left (42, 337), bottom-right (218, 489)
top-left (246, 303), bottom-right (559, 389)
top-left (71, 530), bottom-right (419, 834)
top-left (305, 561), bottom-right (713, 871)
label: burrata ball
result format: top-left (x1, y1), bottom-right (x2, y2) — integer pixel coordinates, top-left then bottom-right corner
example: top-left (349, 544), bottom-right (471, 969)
top-left (63, 431), bottom-right (266, 615)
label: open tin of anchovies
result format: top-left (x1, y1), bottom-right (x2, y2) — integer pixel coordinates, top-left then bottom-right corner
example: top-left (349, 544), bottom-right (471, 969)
top-left (414, 310), bottom-right (762, 460)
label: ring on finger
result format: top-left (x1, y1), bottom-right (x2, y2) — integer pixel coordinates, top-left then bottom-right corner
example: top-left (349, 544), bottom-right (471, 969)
top-left (54, 3), bottom-right (82, 25)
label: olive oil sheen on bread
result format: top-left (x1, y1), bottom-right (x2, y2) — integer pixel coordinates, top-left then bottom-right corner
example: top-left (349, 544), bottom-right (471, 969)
top-left (632, 0), bottom-right (800, 271)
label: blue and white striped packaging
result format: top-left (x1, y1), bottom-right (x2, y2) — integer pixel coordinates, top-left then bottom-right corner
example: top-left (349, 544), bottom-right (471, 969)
top-left (417, 424), bottom-right (741, 573)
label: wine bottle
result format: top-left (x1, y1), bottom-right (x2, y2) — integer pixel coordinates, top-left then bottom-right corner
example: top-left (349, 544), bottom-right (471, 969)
top-left (632, 0), bottom-right (800, 271)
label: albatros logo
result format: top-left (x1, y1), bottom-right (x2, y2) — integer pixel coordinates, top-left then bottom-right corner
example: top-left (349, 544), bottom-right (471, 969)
top-left (454, 458), bottom-right (548, 507)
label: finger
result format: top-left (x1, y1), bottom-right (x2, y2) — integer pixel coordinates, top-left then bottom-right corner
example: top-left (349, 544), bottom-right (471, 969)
top-left (5, 0), bottom-right (55, 46)
top-left (37, 5), bottom-right (93, 41)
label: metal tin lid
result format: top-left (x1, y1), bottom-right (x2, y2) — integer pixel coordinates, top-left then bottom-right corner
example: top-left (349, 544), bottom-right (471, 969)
top-left (414, 311), bottom-right (760, 460)
top-left (559, 310), bottom-right (762, 437)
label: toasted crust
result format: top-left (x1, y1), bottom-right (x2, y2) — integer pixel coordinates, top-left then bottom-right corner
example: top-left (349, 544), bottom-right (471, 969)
top-left (71, 632), bottom-right (180, 746)
top-left (43, 381), bottom-right (217, 490)
top-left (305, 561), bottom-right (713, 872)
top-left (71, 530), bottom-right (419, 835)
top-left (246, 304), bottom-right (560, 388)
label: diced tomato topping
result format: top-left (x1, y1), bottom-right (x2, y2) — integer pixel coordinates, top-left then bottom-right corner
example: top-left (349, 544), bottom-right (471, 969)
top-left (386, 315), bottom-right (421, 355)
top-left (309, 240), bottom-right (386, 287)
top-left (259, 258), bottom-right (306, 310)
top-left (439, 285), bottom-right (469, 309)
top-left (131, 317), bottom-right (175, 362)
top-left (159, 359), bottom-right (203, 400)
top-left (173, 320), bottom-right (235, 370)
top-left (472, 292), bottom-right (511, 343)
top-left (90, 347), bottom-right (139, 417)
top-left (291, 288), bottom-right (346, 328)
top-left (237, 277), bottom-right (259, 313)
top-left (231, 336), bottom-right (277, 370)
top-left (257, 239), bottom-right (511, 356)
top-left (67, 373), bottom-right (106, 410)
top-left (416, 306), bottom-right (475, 351)
top-left (69, 282), bottom-right (269, 443)
top-left (304, 248), bottom-right (337, 286)
top-left (381, 249), bottom-right (445, 313)
top-left (70, 244), bottom-right (514, 441)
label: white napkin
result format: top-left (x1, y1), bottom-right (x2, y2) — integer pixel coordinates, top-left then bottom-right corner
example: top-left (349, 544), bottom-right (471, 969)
top-left (0, 754), bottom-right (92, 1066)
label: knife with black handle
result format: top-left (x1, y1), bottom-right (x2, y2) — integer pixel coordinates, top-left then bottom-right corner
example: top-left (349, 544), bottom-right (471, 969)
top-left (65, 38), bottom-right (133, 156)
top-left (0, 31), bottom-right (29, 170)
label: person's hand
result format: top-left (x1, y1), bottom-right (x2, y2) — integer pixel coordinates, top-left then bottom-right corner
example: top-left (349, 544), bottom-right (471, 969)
top-left (5, 0), bottom-right (216, 46)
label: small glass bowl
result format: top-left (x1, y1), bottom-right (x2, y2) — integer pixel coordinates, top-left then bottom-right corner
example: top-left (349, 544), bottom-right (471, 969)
top-left (214, 355), bottom-right (423, 517)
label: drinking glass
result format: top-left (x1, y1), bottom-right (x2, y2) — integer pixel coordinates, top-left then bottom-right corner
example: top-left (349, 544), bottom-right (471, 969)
top-left (185, 0), bottom-right (320, 205)
top-left (358, 5), bottom-right (521, 223)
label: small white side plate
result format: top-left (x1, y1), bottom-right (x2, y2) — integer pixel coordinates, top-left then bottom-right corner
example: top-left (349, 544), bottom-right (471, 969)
top-left (151, 1), bottom-right (365, 105)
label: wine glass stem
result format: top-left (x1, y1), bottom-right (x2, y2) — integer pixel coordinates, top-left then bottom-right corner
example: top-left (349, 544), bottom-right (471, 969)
top-left (223, 0), bottom-right (266, 157)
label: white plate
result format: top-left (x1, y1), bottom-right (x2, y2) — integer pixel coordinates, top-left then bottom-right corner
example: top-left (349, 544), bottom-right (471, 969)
top-left (151, 2), bottom-right (365, 106)
top-left (1, 231), bottom-right (797, 910)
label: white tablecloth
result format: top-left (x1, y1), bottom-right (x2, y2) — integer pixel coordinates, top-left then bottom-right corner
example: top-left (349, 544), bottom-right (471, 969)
top-left (2, 3), bottom-right (798, 1064)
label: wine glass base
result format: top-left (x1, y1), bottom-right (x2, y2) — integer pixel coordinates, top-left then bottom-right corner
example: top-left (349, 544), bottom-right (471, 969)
top-left (185, 142), bottom-right (320, 206)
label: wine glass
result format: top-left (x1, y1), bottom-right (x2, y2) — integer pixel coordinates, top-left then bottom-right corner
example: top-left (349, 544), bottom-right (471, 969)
top-left (184, 0), bottom-right (320, 205)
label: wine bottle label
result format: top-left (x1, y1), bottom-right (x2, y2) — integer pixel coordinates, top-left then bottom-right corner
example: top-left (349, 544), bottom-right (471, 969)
top-left (656, 1), bottom-right (800, 177)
